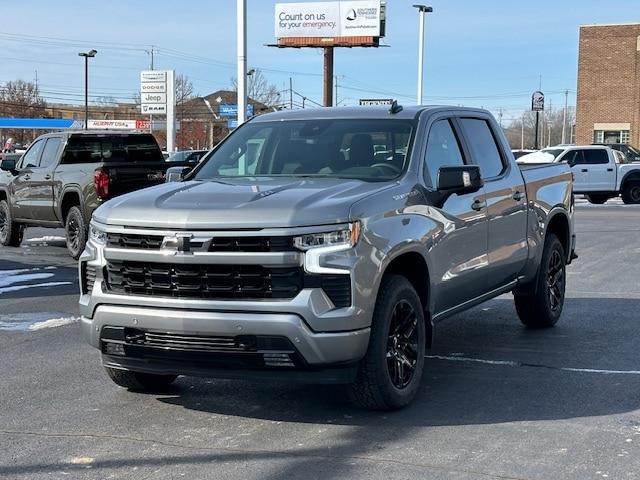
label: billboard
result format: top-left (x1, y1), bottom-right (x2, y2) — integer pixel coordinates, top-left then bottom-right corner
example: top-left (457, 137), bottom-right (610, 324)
top-left (275, 1), bottom-right (382, 39)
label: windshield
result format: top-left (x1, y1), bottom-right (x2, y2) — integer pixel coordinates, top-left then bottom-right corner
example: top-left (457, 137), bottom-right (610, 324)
top-left (193, 119), bottom-right (415, 182)
top-left (541, 148), bottom-right (565, 159)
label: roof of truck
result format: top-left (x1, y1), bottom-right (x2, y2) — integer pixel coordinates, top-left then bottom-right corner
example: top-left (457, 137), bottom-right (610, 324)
top-left (251, 105), bottom-right (490, 122)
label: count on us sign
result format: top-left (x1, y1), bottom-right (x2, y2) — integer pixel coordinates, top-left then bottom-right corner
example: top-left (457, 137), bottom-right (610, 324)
top-left (275, 1), bottom-right (381, 38)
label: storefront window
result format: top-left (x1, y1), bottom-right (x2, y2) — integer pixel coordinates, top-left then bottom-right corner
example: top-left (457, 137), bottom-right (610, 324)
top-left (593, 129), bottom-right (630, 144)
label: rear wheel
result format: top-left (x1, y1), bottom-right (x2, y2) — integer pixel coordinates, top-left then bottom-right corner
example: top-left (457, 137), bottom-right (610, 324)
top-left (65, 206), bottom-right (87, 259)
top-left (104, 367), bottom-right (177, 391)
top-left (586, 194), bottom-right (609, 204)
top-left (514, 233), bottom-right (566, 328)
top-left (621, 182), bottom-right (640, 204)
top-left (0, 199), bottom-right (23, 247)
top-left (349, 275), bottom-right (425, 410)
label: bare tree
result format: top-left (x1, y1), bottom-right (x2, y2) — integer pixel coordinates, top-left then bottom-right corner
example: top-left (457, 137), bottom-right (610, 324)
top-left (503, 107), bottom-right (576, 150)
top-left (0, 79), bottom-right (47, 143)
top-left (94, 96), bottom-right (117, 107)
top-left (232, 69), bottom-right (280, 107)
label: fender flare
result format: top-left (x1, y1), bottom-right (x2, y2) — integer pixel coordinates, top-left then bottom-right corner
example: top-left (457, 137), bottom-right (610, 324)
top-left (57, 185), bottom-right (85, 223)
top-left (620, 170), bottom-right (640, 191)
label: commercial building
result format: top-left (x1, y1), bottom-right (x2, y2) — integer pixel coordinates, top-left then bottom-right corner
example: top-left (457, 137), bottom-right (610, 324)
top-left (576, 22), bottom-right (640, 147)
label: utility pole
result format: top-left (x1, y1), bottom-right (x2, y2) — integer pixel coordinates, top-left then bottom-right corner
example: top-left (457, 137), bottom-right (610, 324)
top-left (237, 0), bottom-right (247, 125)
top-left (289, 77), bottom-right (293, 109)
top-left (521, 112), bottom-right (525, 149)
top-left (561, 89), bottom-right (568, 144)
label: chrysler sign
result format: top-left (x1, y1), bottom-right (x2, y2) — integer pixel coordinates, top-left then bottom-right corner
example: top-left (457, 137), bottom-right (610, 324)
top-left (275, 1), bottom-right (381, 38)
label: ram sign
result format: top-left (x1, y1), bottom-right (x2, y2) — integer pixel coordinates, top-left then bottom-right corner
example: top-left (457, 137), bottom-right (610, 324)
top-left (275, 1), bottom-right (382, 38)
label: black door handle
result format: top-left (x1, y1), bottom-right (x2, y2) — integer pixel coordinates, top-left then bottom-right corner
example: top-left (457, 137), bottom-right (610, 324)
top-left (512, 191), bottom-right (525, 201)
top-left (44, 174), bottom-right (52, 180)
top-left (471, 199), bottom-right (486, 211)
top-left (607, 168), bottom-right (614, 172)
top-left (581, 169), bottom-right (588, 173)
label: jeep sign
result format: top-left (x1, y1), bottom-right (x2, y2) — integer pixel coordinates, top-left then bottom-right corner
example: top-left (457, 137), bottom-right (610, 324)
top-left (275, 1), bottom-right (381, 38)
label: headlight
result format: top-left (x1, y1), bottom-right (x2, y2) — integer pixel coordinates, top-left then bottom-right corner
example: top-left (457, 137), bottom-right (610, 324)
top-left (89, 224), bottom-right (107, 245)
top-left (294, 223), bottom-right (360, 251)
top-left (295, 223), bottom-right (360, 275)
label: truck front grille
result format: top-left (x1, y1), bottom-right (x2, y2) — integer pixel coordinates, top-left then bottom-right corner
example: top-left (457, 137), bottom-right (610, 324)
top-left (103, 260), bottom-right (352, 307)
top-left (104, 261), bottom-right (303, 300)
top-left (106, 233), bottom-right (293, 252)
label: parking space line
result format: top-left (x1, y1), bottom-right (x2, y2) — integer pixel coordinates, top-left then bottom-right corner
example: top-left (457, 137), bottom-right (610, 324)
top-left (426, 355), bottom-right (640, 375)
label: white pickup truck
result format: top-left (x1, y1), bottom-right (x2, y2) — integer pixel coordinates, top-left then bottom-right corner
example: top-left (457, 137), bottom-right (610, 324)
top-left (518, 145), bottom-right (640, 204)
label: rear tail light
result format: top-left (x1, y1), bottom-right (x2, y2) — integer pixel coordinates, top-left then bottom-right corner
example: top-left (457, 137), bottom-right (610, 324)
top-left (94, 169), bottom-right (110, 200)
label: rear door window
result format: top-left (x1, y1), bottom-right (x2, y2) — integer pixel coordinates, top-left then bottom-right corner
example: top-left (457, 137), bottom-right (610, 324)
top-left (459, 118), bottom-right (505, 179)
top-left (583, 149), bottom-right (609, 164)
top-left (39, 138), bottom-right (62, 169)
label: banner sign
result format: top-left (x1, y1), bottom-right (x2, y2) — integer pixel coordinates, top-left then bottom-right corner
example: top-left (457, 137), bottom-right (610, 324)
top-left (359, 98), bottom-right (393, 106)
top-left (87, 119), bottom-right (151, 130)
top-left (0, 118), bottom-right (83, 129)
top-left (275, 1), bottom-right (381, 38)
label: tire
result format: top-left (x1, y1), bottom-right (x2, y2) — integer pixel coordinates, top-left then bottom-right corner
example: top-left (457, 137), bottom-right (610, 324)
top-left (349, 275), bottom-right (426, 410)
top-left (65, 206), bottom-right (87, 259)
top-left (104, 367), bottom-right (177, 391)
top-left (0, 199), bottom-right (23, 247)
top-left (621, 182), bottom-right (640, 205)
top-left (514, 233), bottom-right (566, 328)
top-left (586, 194), bottom-right (609, 205)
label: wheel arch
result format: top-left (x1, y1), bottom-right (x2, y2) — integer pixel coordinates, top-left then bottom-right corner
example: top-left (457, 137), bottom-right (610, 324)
top-left (620, 171), bottom-right (640, 190)
top-left (58, 187), bottom-right (83, 223)
top-left (379, 248), bottom-right (433, 347)
top-left (544, 210), bottom-right (571, 260)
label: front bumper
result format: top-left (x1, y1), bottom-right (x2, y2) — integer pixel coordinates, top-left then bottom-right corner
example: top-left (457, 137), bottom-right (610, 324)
top-left (81, 305), bottom-right (370, 368)
top-left (79, 225), bottom-right (378, 376)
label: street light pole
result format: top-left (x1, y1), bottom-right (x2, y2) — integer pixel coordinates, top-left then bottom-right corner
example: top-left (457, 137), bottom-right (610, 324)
top-left (413, 5), bottom-right (432, 105)
top-left (237, 0), bottom-right (247, 125)
top-left (78, 50), bottom-right (97, 130)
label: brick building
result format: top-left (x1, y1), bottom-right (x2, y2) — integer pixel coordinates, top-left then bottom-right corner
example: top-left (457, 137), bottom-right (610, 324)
top-left (576, 23), bottom-right (640, 147)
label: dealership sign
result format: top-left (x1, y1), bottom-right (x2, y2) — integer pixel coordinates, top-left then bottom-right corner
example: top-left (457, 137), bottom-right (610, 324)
top-left (359, 98), bottom-right (393, 106)
top-left (87, 119), bottom-right (151, 130)
top-left (275, 1), bottom-right (381, 38)
top-left (219, 104), bottom-right (255, 118)
top-left (140, 70), bottom-right (171, 115)
top-left (531, 91), bottom-right (545, 111)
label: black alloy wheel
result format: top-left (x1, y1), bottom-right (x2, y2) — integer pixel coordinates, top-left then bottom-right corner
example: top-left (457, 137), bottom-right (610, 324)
top-left (386, 300), bottom-right (419, 389)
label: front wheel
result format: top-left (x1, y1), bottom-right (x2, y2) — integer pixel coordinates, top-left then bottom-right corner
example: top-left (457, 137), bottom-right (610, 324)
top-left (65, 206), bottom-right (87, 259)
top-left (621, 182), bottom-right (640, 204)
top-left (105, 367), bottom-right (178, 392)
top-left (514, 233), bottom-right (566, 328)
top-left (0, 199), bottom-right (23, 247)
top-left (349, 275), bottom-right (426, 410)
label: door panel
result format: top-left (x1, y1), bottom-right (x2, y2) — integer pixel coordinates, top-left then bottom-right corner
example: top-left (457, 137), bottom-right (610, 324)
top-left (421, 117), bottom-right (489, 315)
top-left (28, 137), bottom-right (62, 221)
top-left (429, 190), bottom-right (489, 314)
top-left (583, 149), bottom-right (615, 191)
top-left (10, 139), bottom-right (45, 220)
top-left (457, 116), bottom-right (528, 291)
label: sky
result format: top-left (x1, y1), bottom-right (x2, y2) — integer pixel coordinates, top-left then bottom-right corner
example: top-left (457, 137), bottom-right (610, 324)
top-left (1, 0), bottom-right (639, 124)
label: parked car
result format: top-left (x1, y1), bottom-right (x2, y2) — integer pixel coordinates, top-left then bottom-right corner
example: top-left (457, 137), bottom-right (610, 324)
top-left (518, 145), bottom-right (640, 204)
top-left (0, 131), bottom-right (192, 258)
top-left (166, 150), bottom-right (208, 164)
top-left (80, 106), bottom-right (576, 410)
top-left (593, 143), bottom-right (640, 163)
top-left (511, 149), bottom-right (537, 159)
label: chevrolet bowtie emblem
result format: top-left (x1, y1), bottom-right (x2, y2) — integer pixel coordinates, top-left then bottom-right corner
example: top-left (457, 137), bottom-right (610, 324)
top-left (161, 234), bottom-right (193, 254)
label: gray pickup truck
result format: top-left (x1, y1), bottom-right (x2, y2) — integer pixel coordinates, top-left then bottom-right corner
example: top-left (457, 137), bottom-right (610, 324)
top-left (0, 131), bottom-right (179, 258)
top-left (80, 106), bottom-right (576, 410)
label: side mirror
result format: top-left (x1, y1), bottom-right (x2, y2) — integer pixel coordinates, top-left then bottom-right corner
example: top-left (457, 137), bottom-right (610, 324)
top-left (437, 165), bottom-right (483, 194)
top-left (0, 158), bottom-right (16, 172)
top-left (165, 166), bottom-right (191, 183)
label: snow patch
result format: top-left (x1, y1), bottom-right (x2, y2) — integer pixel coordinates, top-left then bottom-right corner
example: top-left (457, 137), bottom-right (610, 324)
top-left (0, 281), bottom-right (72, 294)
top-left (25, 236), bottom-right (67, 243)
top-left (28, 316), bottom-right (80, 331)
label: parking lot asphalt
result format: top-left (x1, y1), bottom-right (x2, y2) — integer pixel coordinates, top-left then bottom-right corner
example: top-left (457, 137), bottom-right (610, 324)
top-left (1, 202), bottom-right (639, 480)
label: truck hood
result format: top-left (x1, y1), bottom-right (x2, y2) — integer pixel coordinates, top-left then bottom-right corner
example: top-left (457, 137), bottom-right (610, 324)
top-left (93, 177), bottom-right (394, 229)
